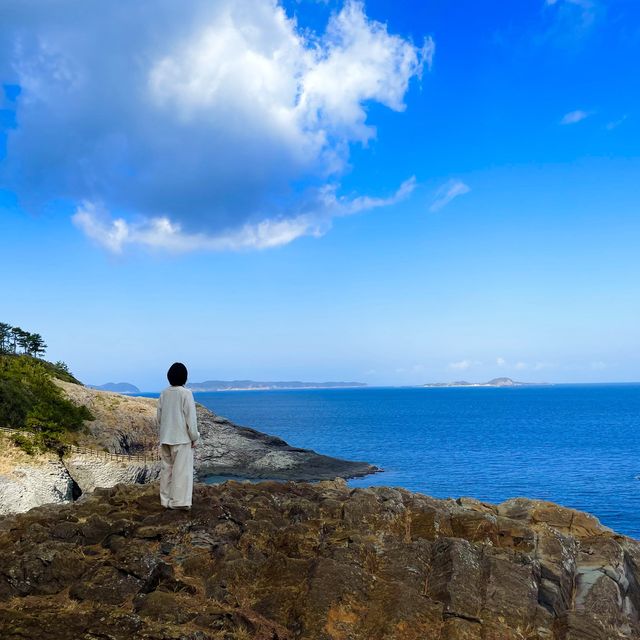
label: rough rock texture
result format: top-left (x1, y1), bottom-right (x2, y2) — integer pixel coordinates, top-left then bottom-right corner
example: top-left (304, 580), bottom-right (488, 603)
top-left (57, 381), bottom-right (161, 453)
top-left (62, 453), bottom-right (161, 494)
top-left (0, 460), bottom-right (76, 515)
top-left (58, 381), bottom-right (378, 481)
top-left (1, 480), bottom-right (639, 639)
top-left (0, 434), bottom-right (77, 515)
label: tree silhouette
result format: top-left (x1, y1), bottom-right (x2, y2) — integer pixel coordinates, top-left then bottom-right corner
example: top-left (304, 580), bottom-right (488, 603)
top-left (0, 323), bottom-right (11, 354)
top-left (28, 334), bottom-right (47, 358)
top-left (17, 329), bottom-right (31, 355)
top-left (0, 323), bottom-right (48, 358)
top-left (9, 327), bottom-right (23, 354)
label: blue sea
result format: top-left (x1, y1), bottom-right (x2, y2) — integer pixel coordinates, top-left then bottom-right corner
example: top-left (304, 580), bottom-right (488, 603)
top-left (148, 385), bottom-right (640, 538)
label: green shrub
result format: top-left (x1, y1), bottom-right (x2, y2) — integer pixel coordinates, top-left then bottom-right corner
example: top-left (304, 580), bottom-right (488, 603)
top-left (10, 433), bottom-right (37, 456)
top-left (0, 355), bottom-right (93, 454)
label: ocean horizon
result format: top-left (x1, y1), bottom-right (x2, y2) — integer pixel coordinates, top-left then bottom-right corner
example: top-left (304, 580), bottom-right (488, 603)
top-left (141, 384), bottom-right (640, 538)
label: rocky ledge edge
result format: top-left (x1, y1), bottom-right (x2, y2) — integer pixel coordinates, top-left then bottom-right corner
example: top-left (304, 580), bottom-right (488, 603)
top-left (0, 383), bottom-right (379, 515)
top-left (0, 479), bottom-right (638, 640)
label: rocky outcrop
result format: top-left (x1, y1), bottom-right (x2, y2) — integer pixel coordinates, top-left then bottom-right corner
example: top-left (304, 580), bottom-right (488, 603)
top-left (62, 453), bottom-right (161, 494)
top-left (0, 480), bottom-right (638, 639)
top-left (0, 383), bottom-right (377, 517)
top-left (58, 381), bottom-right (378, 481)
top-left (0, 433), bottom-right (78, 515)
top-left (193, 408), bottom-right (377, 481)
top-left (0, 459), bottom-right (77, 515)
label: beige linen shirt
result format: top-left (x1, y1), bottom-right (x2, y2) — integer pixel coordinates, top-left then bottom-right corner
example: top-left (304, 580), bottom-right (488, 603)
top-left (157, 385), bottom-right (200, 445)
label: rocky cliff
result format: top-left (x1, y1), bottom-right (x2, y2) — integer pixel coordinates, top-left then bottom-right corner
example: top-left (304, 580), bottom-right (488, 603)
top-left (0, 384), bottom-right (377, 515)
top-left (57, 381), bottom-right (377, 482)
top-left (0, 479), bottom-right (638, 639)
top-left (0, 434), bottom-right (78, 516)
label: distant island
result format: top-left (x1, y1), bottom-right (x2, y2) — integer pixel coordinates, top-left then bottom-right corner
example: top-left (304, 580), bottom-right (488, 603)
top-left (87, 382), bottom-right (140, 393)
top-left (421, 377), bottom-right (544, 388)
top-left (187, 380), bottom-right (368, 392)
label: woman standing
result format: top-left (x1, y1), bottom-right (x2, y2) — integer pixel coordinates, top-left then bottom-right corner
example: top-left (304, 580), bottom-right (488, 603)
top-left (157, 362), bottom-right (200, 509)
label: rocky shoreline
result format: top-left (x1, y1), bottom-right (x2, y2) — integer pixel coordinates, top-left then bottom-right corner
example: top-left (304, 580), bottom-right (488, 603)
top-left (0, 384), bottom-right (379, 516)
top-left (1, 383), bottom-right (639, 638)
top-left (1, 479), bottom-right (638, 639)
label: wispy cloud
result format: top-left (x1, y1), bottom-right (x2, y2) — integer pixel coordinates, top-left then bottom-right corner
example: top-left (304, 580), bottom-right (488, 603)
top-left (395, 364), bottom-right (426, 374)
top-left (448, 359), bottom-right (478, 371)
top-left (73, 177), bottom-right (416, 253)
top-left (429, 179), bottom-right (470, 212)
top-left (511, 361), bottom-right (555, 371)
top-left (605, 115), bottom-right (628, 131)
top-left (544, 0), bottom-right (601, 34)
top-left (560, 109), bottom-right (591, 125)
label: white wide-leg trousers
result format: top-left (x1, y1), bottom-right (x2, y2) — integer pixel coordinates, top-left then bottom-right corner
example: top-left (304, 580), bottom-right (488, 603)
top-left (159, 443), bottom-right (194, 508)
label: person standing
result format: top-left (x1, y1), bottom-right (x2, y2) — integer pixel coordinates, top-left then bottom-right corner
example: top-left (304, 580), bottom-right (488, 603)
top-left (157, 362), bottom-right (199, 509)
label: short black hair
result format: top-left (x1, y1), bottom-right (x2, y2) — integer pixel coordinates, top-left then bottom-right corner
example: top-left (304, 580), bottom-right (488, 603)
top-left (167, 362), bottom-right (188, 386)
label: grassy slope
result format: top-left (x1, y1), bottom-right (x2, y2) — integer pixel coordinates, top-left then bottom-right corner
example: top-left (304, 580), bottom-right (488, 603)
top-left (0, 354), bottom-right (93, 453)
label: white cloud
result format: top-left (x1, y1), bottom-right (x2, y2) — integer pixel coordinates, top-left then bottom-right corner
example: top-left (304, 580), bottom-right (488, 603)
top-left (560, 109), bottom-right (591, 125)
top-left (72, 176), bottom-right (415, 252)
top-left (0, 0), bottom-right (429, 252)
top-left (496, 357), bottom-right (506, 367)
top-left (514, 361), bottom-right (528, 370)
top-left (605, 115), bottom-right (628, 131)
top-left (448, 359), bottom-right (475, 371)
top-left (429, 179), bottom-right (470, 212)
top-left (544, 0), bottom-right (600, 33)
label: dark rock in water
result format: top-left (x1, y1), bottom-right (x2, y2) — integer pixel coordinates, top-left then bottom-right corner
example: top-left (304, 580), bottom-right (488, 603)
top-left (0, 481), bottom-right (639, 639)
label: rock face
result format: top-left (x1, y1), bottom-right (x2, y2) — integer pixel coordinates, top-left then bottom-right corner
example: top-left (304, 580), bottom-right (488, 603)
top-left (58, 381), bottom-right (378, 481)
top-left (0, 480), bottom-right (638, 639)
top-left (0, 433), bottom-right (79, 515)
top-left (0, 459), bottom-right (77, 516)
top-left (62, 453), bottom-right (161, 494)
top-left (193, 407), bottom-right (376, 481)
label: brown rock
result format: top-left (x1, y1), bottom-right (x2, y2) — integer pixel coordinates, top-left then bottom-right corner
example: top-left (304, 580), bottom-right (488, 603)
top-left (0, 481), bottom-right (638, 639)
top-left (69, 564), bottom-right (143, 605)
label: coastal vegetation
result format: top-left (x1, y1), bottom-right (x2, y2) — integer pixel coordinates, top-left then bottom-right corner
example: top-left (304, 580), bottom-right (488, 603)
top-left (0, 322), bottom-right (47, 358)
top-left (0, 321), bottom-right (92, 454)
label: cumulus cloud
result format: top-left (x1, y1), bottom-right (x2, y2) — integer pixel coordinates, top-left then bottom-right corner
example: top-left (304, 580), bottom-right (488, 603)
top-left (429, 179), bottom-right (470, 212)
top-left (560, 109), bottom-right (591, 125)
top-left (0, 0), bottom-right (429, 252)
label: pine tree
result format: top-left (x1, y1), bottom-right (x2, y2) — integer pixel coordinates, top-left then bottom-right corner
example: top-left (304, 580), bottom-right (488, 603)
top-left (9, 327), bottom-right (23, 354)
top-left (28, 334), bottom-right (47, 358)
top-left (15, 329), bottom-right (30, 355)
top-left (0, 323), bottom-right (11, 354)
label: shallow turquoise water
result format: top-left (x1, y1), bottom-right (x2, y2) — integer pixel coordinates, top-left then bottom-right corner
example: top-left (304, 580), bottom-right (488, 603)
top-left (143, 385), bottom-right (640, 538)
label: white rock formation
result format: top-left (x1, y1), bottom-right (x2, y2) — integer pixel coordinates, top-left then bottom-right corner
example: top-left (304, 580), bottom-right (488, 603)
top-left (0, 460), bottom-right (76, 515)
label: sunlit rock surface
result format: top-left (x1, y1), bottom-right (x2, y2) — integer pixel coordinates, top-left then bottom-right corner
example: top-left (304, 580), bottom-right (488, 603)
top-left (0, 480), bottom-right (638, 639)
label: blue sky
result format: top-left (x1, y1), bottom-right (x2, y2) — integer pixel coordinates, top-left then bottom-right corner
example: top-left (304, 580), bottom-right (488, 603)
top-left (1, 0), bottom-right (639, 389)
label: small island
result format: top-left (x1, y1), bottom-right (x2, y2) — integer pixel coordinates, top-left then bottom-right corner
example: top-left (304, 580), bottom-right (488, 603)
top-left (422, 376), bottom-right (545, 388)
top-left (88, 382), bottom-right (141, 393)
